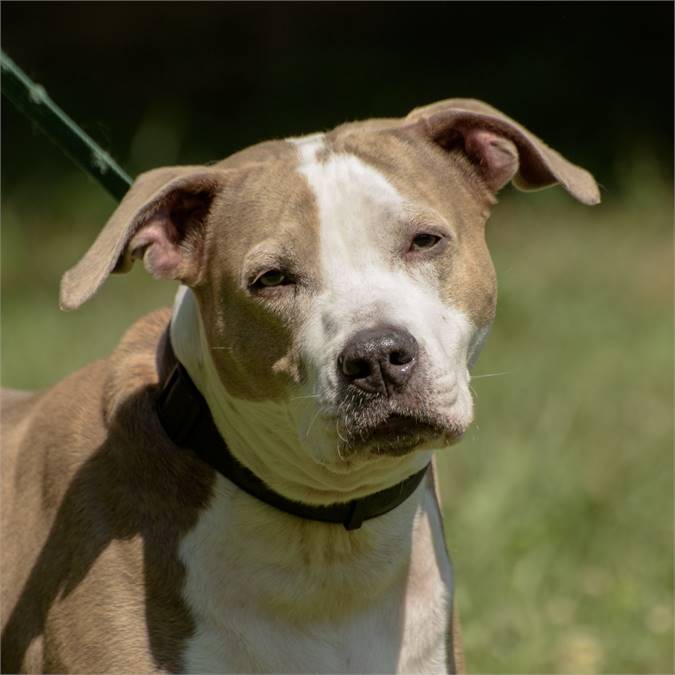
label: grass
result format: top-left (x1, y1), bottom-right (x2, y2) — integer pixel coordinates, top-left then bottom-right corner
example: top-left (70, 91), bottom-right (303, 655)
top-left (2, 162), bottom-right (672, 673)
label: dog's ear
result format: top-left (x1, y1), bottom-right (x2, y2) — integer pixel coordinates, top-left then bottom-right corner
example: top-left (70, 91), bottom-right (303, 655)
top-left (60, 167), bottom-right (226, 311)
top-left (406, 98), bottom-right (600, 205)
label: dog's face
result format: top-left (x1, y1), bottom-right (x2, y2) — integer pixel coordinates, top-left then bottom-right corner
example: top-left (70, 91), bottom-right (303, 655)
top-left (61, 99), bottom-right (599, 470)
top-left (193, 130), bottom-right (496, 465)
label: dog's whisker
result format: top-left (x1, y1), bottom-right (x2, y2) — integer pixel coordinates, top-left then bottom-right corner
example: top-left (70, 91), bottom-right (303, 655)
top-left (471, 371), bottom-right (512, 379)
top-left (291, 394), bottom-right (321, 401)
top-left (335, 417), bottom-right (348, 445)
top-left (304, 407), bottom-right (323, 440)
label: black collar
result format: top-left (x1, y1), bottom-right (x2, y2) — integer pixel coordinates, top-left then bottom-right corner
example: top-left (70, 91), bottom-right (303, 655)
top-left (155, 342), bottom-right (429, 530)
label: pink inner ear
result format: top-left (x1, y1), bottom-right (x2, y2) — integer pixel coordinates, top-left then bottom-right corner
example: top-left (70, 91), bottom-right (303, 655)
top-left (125, 187), bottom-right (213, 283)
top-left (129, 217), bottom-right (183, 280)
top-left (462, 128), bottom-right (520, 191)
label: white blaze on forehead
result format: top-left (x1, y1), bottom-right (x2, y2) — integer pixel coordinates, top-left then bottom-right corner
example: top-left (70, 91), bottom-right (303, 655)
top-left (297, 142), bottom-right (407, 316)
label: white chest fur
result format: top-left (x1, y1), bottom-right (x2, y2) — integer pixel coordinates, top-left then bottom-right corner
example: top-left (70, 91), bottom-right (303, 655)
top-left (178, 475), bottom-right (453, 674)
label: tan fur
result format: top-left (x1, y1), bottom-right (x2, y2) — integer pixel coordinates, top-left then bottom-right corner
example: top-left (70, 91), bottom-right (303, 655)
top-left (405, 98), bottom-right (600, 204)
top-left (195, 157), bottom-right (321, 400)
top-left (1, 311), bottom-right (214, 672)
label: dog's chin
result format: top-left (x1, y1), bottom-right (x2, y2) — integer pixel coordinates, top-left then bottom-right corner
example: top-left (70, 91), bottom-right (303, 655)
top-left (347, 413), bottom-right (466, 458)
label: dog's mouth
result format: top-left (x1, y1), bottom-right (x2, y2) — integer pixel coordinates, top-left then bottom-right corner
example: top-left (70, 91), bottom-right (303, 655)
top-left (338, 404), bottom-right (466, 457)
top-left (363, 413), bottom-right (446, 456)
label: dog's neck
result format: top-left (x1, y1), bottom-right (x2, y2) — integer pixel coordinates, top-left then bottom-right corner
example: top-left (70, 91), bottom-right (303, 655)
top-left (169, 286), bottom-right (432, 507)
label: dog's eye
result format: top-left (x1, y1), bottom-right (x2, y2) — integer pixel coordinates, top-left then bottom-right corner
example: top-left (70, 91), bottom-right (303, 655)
top-left (410, 233), bottom-right (442, 251)
top-left (252, 269), bottom-right (290, 289)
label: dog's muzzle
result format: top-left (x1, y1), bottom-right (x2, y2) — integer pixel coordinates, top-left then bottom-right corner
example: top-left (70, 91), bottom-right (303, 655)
top-left (331, 324), bottom-right (463, 455)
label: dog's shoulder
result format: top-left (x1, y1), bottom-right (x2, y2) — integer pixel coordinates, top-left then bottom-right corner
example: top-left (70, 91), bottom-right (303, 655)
top-left (1, 307), bottom-right (216, 673)
top-left (1, 307), bottom-right (175, 531)
top-left (2, 308), bottom-right (171, 458)
top-left (104, 306), bottom-right (174, 414)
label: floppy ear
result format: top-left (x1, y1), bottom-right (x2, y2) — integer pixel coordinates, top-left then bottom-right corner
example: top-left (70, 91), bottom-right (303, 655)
top-left (406, 98), bottom-right (600, 205)
top-left (60, 166), bottom-right (226, 310)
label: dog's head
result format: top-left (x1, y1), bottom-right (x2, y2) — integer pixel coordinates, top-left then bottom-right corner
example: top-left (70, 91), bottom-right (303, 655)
top-left (61, 99), bottom-right (599, 476)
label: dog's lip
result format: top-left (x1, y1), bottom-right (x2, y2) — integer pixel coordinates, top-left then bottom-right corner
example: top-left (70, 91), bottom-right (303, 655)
top-left (371, 413), bottom-right (428, 436)
top-left (362, 413), bottom-right (442, 447)
top-left (358, 412), bottom-right (467, 453)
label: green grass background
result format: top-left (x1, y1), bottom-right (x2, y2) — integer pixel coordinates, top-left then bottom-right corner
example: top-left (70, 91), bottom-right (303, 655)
top-left (2, 160), bottom-right (672, 673)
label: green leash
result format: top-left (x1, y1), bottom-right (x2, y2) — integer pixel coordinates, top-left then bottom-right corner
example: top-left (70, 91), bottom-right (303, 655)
top-left (1, 51), bottom-right (132, 201)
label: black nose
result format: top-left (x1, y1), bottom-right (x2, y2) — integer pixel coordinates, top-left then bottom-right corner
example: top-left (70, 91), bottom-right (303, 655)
top-left (338, 326), bottom-right (418, 395)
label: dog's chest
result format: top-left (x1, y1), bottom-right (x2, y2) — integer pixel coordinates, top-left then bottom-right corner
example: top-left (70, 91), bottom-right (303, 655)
top-left (181, 597), bottom-right (445, 674)
top-left (177, 476), bottom-right (453, 674)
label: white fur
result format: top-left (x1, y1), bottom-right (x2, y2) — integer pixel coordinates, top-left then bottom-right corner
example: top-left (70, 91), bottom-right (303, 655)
top-left (178, 474), bottom-right (452, 674)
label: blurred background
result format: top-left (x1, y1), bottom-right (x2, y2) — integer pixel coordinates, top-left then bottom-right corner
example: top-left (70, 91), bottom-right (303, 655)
top-left (2, 3), bottom-right (672, 672)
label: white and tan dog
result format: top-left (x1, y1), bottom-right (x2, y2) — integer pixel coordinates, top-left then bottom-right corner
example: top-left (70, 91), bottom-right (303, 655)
top-left (1, 99), bottom-right (599, 673)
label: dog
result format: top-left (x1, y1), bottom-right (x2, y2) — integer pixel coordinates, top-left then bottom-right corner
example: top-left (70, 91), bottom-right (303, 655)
top-left (1, 98), bottom-right (599, 673)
